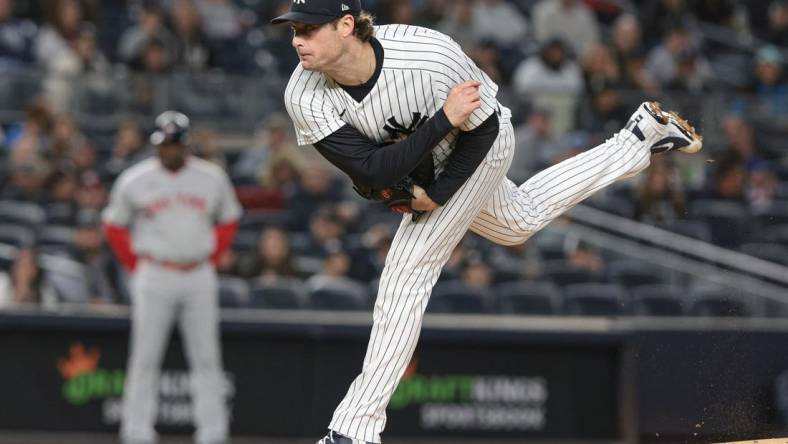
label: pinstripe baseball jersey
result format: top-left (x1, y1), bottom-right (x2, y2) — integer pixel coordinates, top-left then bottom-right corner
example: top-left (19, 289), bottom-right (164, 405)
top-left (284, 24), bottom-right (511, 176)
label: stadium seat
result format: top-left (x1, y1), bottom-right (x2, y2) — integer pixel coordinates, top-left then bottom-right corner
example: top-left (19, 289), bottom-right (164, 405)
top-left (250, 279), bottom-right (307, 309)
top-left (239, 209), bottom-right (291, 232)
top-left (739, 243), bottom-right (788, 266)
top-left (496, 281), bottom-right (561, 315)
top-left (689, 200), bottom-right (750, 248)
top-left (763, 225), bottom-right (788, 248)
top-left (309, 280), bottom-right (368, 311)
top-left (0, 201), bottom-right (45, 226)
top-left (659, 220), bottom-right (712, 243)
top-left (0, 224), bottom-right (35, 247)
top-left (44, 203), bottom-right (77, 225)
top-left (218, 277), bottom-right (250, 308)
top-left (563, 283), bottom-right (628, 316)
top-left (542, 260), bottom-right (601, 286)
top-left (429, 280), bottom-right (491, 314)
top-left (231, 229), bottom-right (259, 253)
top-left (689, 287), bottom-right (754, 317)
top-left (631, 285), bottom-right (686, 316)
top-left (607, 260), bottom-right (665, 288)
top-left (756, 203), bottom-right (788, 229)
top-left (36, 225), bottom-right (76, 250)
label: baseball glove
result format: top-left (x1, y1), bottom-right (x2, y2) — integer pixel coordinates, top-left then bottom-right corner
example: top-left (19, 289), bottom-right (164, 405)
top-left (352, 155), bottom-right (435, 222)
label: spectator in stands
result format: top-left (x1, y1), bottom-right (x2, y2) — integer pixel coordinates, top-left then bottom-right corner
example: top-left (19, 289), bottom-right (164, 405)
top-left (487, 241), bottom-right (542, 281)
top-left (260, 0), bottom-right (301, 76)
top-left (706, 151), bottom-right (747, 204)
top-left (763, 0), bottom-right (788, 47)
top-left (581, 43), bottom-right (621, 93)
top-left (190, 127), bottom-right (226, 169)
top-left (130, 36), bottom-right (173, 73)
top-left (307, 206), bottom-right (345, 258)
top-left (48, 113), bottom-right (79, 163)
top-left (532, 0), bottom-right (599, 56)
top-left (72, 209), bottom-right (116, 304)
top-left (640, 0), bottom-right (695, 47)
top-left (663, 48), bottom-right (709, 95)
top-left (128, 37), bottom-right (173, 114)
top-left (103, 117), bottom-right (148, 179)
top-left (721, 113), bottom-right (766, 169)
top-left (237, 226), bottom-right (300, 281)
top-left (0, 247), bottom-right (56, 308)
top-left (35, 0), bottom-right (85, 66)
top-left (747, 161), bottom-right (779, 213)
top-left (416, 0), bottom-right (448, 29)
top-left (44, 171), bottom-right (78, 225)
top-left (435, 0), bottom-right (476, 50)
top-left (577, 79), bottom-right (629, 135)
top-left (0, 0), bottom-right (35, 68)
top-left (74, 171), bottom-right (107, 212)
top-left (305, 249), bottom-right (366, 299)
top-left (169, 0), bottom-right (214, 71)
top-left (348, 223), bottom-right (391, 282)
top-left (193, 0), bottom-right (243, 41)
top-left (439, 242), bottom-right (467, 282)
top-left (511, 107), bottom-right (560, 182)
top-left (386, 0), bottom-right (415, 25)
top-left (234, 112), bottom-right (302, 183)
top-left (565, 238), bottom-right (604, 274)
top-left (461, 256), bottom-right (494, 290)
top-left (3, 100), bottom-right (52, 151)
top-left (611, 14), bottom-right (657, 93)
top-left (635, 157), bottom-right (687, 224)
top-left (67, 137), bottom-right (97, 177)
top-left (471, 0), bottom-right (529, 48)
top-left (287, 161), bottom-right (344, 231)
top-left (117, 2), bottom-right (176, 65)
top-left (646, 25), bottom-right (711, 89)
top-left (692, 0), bottom-right (738, 28)
top-left (468, 39), bottom-right (503, 85)
top-left (44, 23), bottom-right (112, 113)
top-left (512, 38), bottom-right (583, 135)
top-left (752, 45), bottom-right (788, 120)
top-left (4, 139), bottom-right (49, 202)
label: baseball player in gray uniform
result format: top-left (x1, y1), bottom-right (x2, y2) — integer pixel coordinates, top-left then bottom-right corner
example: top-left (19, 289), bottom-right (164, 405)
top-left (272, 2), bottom-right (703, 443)
top-left (102, 111), bottom-right (242, 444)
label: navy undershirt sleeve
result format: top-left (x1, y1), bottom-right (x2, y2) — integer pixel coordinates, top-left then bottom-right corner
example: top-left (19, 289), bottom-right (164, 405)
top-left (426, 112), bottom-right (499, 206)
top-left (313, 110), bottom-right (453, 189)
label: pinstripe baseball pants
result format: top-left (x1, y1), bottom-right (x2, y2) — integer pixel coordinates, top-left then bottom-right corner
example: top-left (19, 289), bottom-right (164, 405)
top-left (329, 117), bottom-right (652, 443)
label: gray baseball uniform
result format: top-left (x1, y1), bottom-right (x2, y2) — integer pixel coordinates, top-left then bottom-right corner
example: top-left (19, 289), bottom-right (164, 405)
top-left (103, 155), bottom-right (242, 444)
top-left (285, 24), bottom-right (654, 443)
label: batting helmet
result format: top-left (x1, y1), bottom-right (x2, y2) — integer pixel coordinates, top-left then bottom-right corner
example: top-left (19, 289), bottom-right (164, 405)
top-left (150, 110), bottom-right (190, 146)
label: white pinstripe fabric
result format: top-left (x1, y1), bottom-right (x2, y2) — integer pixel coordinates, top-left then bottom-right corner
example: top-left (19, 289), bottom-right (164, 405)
top-left (328, 118), bottom-right (651, 443)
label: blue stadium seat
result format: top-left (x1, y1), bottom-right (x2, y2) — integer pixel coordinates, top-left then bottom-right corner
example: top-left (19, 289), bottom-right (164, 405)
top-left (763, 225), bottom-right (788, 248)
top-left (250, 279), bottom-right (307, 309)
top-left (607, 260), bottom-right (665, 288)
top-left (239, 209), bottom-right (291, 232)
top-left (429, 280), bottom-right (491, 314)
top-left (496, 281), bottom-right (560, 315)
top-left (689, 287), bottom-right (754, 317)
top-left (542, 260), bottom-right (601, 286)
top-left (756, 203), bottom-right (788, 229)
top-left (739, 243), bottom-right (788, 266)
top-left (631, 285), bottom-right (686, 316)
top-left (689, 200), bottom-right (750, 248)
top-left (231, 229), bottom-right (259, 253)
top-left (0, 201), bottom-right (45, 226)
top-left (309, 280), bottom-right (367, 311)
top-left (659, 220), bottom-right (712, 243)
top-left (563, 283), bottom-right (628, 316)
top-left (0, 224), bottom-right (35, 247)
top-left (218, 277), bottom-right (250, 308)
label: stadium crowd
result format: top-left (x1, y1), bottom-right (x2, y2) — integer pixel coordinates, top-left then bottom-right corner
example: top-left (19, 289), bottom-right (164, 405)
top-left (0, 0), bottom-right (785, 315)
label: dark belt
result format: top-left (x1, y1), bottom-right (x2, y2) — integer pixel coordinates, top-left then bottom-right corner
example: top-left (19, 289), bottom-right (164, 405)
top-left (141, 256), bottom-right (204, 272)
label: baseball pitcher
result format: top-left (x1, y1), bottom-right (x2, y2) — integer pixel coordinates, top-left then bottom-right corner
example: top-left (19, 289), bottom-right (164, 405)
top-left (272, 1), bottom-right (702, 443)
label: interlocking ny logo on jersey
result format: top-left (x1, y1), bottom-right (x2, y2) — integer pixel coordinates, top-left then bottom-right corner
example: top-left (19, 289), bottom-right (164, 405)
top-left (383, 112), bottom-right (428, 140)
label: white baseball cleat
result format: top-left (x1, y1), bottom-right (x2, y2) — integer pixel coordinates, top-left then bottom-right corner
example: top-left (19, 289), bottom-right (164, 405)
top-left (624, 101), bottom-right (703, 155)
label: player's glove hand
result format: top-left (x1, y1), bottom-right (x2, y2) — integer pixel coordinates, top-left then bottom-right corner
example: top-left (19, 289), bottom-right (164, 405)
top-left (353, 176), bottom-right (427, 222)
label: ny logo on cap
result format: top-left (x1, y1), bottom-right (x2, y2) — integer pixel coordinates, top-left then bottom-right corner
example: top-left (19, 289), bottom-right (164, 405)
top-left (293, 0), bottom-right (305, 4)
top-left (341, 3), bottom-right (349, 10)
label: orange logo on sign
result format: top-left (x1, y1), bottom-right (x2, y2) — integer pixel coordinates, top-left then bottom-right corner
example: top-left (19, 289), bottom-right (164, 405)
top-left (57, 343), bottom-right (100, 380)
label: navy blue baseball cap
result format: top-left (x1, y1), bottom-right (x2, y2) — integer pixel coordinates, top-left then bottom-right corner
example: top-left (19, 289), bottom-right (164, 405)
top-left (270, 0), bottom-right (362, 25)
